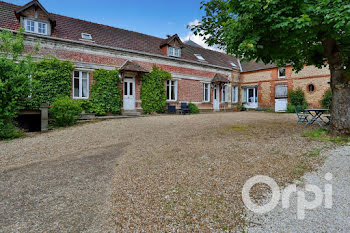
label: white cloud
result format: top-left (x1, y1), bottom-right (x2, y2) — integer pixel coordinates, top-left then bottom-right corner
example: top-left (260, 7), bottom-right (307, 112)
top-left (181, 19), bottom-right (224, 52)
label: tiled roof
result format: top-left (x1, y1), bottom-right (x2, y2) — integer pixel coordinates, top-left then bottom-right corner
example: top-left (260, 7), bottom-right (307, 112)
top-left (212, 74), bottom-right (230, 83)
top-left (240, 60), bottom-right (277, 72)
top-left (120, 60), bottom-right (148, 73)
top-left (0, 1), bottom-right (239, 70)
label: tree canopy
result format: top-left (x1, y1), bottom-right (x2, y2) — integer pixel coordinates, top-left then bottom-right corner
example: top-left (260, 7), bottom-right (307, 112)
top-left (193, 0), bottom-right (350, 71)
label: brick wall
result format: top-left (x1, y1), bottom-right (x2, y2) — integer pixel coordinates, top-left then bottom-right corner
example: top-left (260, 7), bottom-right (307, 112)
top-left (241, 65), bottom-right (331, 109)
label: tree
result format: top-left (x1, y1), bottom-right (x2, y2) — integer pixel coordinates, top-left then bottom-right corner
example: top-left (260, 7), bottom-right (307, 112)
top-left (192, 0), bottom-right (350, 135)
top-left (140, 67), bottom-right (171, 114)
top-left (0, 29), bottom-right (32, 139)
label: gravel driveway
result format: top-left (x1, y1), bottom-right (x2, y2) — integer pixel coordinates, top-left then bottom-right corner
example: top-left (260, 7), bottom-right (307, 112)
top-left (246, 145), bottom-right (350, 233)
top-left (0, 112), bottom-right (345, 232)
top-left (0, 142), bottom-right (128, 232)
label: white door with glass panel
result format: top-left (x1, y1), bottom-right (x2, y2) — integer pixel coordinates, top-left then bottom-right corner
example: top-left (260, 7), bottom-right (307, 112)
top-left (123, 77), bottom-right (135, 110)
top-left (213, 85), bottom-right (220, 111)
top-left (244, 87), bottom-right (258, 109)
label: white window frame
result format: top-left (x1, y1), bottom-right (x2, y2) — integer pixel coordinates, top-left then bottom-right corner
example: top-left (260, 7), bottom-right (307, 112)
top-left (194, 54), bottom-right (205, 61)
top-left (24, 19), bottom-right (48, 35)
top-left (221, 85), bottom-right (228, 103)
top-left (81, 33), bottom-right (92, 40)
top-left (232, 86), bottom-right (239, 103)
top-left (278, 67), bottom-right (286, 78)
top-left (168, 47), bottom-right (181, 58)
top-left (73, 71), bottom-right (90, 99)
top-left (203, 83), bottom-right (210, 102)
top-left (167, 80), bottom-right (178, 101)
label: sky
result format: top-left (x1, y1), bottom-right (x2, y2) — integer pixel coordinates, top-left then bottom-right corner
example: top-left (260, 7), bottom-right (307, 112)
top-left (3, 0), bottom-right (216, 49)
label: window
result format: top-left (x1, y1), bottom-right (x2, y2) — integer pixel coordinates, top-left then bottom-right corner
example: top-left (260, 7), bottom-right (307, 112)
top-left (194, 54), bottom-right (205, 61)
top-left (203, 83), bottom-right (210, 102)
top-left (232, 86), bottom-right (239, 103)
top-left (243, 87), bottom-right (258, 103)
top-left (24, 19), bottom-right (48, 35)
top-left (278, 67), bottom-right (286, 78)
top-left (167, 80), bottom-right (177, 101)
top-left (168, 47), bottom-right (181, 57)
top-left (81, 33), bottom-right (92, 40)
top-left (308, 84), bottom-right (315, 93)
top-left (26, 20), bottom-right (35, 32)
top-left (73, 71), bottom-right (89, 99)
top-left (38, 22), bottom-right (46, 34)
top-left (275, 85), bottom-right (288, 98)
top-left (221, 85), bottom-right (228, 102)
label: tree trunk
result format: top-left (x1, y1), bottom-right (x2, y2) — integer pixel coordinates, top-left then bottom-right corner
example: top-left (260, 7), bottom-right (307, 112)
top-left (323, 38), bottom-right (350, 136)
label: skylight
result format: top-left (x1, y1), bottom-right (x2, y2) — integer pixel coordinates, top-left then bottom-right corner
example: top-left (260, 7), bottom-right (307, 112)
top-left (81, 33), bottom-right (92, 40)
top-left (230, 62), bottom-right (237, 67)
top-left (194, 54), bottom-right (205, 61)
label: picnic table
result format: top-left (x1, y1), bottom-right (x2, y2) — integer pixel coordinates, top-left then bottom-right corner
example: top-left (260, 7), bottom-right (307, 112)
top-left (305, 109), bottom-right (330, 127)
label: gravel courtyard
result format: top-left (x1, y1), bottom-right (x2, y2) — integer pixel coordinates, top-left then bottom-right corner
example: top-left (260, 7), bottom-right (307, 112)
top-left (0, 112), bottom-right (340, 232)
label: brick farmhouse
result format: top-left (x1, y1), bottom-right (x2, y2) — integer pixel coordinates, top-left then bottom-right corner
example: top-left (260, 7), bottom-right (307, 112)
top-left (0, 0), bottom-right (331, 112)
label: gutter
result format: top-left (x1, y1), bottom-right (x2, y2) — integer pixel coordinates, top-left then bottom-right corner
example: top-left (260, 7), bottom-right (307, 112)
top-left (0, 27), bottom-right (239, 72)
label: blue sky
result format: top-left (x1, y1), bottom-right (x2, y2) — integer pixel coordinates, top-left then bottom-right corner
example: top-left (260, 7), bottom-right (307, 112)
top-left (4, 0), bottom-right (207, 42)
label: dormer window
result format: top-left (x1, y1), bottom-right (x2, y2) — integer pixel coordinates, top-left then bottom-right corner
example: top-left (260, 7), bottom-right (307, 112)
top-left (81, 33), bottom-right (92, 40)
top-left (168, 47), bottom-right (181, 57)
top-left (24, 19), bottom-right (48, 35)
top-left (194, 54), bottom-right (205, 61)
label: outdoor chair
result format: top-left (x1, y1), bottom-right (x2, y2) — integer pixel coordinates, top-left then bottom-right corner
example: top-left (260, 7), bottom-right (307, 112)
top-left (179, 102), bottom-right (190, 115)
top-left (167, 104), bottom-right (176, 114)
top-left (295, 107), bottom-right (310, 124)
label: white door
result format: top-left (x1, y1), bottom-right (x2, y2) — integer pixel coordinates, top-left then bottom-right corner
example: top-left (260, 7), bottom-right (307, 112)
top-left (275, 99), bottom-right (288, 112)
top-left (244, 87), bottom-right (258, 109)
top-left (213, 85), bottom-right (220, 111)
top-left (123, 77), bottom-right (135, 110)
top-left (275, 85), bottom-right (288, 112)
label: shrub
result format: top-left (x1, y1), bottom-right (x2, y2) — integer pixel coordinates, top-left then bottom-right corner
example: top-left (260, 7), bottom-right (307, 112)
top-left (25, 57), bottom-right (74, 109)
top-left (287, 104), bottom-right (296, 113)
top-left (289, 88), bottom-right (308, 107)
top-left (188, 102), bottom-right (200, 114)
top-left (75, 99), bottom-right (93, 113)
top-left (0, 122), bottom-right (23, 140)
top-left (0, 29), bottom-right (32, 140)
top-left (50, 96), bottom-right (82, 127)
top-left (321, 89), bottom-right (332, 109)
top-left (90, 69), bottom-right (122, 115)
top-left (141, 67), bottom-right (172, 114)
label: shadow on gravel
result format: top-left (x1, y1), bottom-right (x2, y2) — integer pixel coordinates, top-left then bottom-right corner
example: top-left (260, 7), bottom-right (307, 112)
top-left (0, 142), bottom-right (129, 233)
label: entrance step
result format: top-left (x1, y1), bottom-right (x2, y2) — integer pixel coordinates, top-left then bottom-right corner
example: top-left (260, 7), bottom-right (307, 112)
top-left (122, 110), bottom-right (141, 117)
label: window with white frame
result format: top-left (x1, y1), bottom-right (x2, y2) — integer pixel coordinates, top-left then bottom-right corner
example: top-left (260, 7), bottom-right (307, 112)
top-left (81, 33), bottom-right (92, 40)
top-left (194, 54), bottom-right (205, 61)
top-left (203, 83), bottom-right (210, 102)
top-left (167, 80), bottom-right (177, 101)
top-left (278, 67), bottom-right (286, 78)
top-left (232, 86), bottom-right (239, 103)
top-left (24, 19), bottom-right (48, 35)
top-left (168, 47), bottom-right (181, 57)
top-left (73, 71), bottom-right (89, 99)
top-left (221, 85), bottom-right (228, 102)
